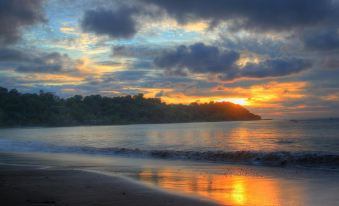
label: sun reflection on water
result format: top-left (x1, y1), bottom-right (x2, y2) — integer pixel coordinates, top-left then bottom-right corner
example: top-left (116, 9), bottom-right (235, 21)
top-left (136, 167), bottom-right (304, 206)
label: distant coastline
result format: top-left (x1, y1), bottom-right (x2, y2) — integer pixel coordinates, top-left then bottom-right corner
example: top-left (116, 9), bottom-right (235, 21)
top-left (0, 119), bottom-right (263, 129)
top-left (0, 87), bottom-right (261, 127)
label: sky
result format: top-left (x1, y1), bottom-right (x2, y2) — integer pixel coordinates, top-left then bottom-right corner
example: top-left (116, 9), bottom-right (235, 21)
top-left (0, 0), bottom-right (339, 119)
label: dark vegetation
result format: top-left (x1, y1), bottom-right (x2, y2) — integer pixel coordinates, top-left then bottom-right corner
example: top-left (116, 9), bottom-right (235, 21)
top-left (0, 87), bottom-right (261, 127)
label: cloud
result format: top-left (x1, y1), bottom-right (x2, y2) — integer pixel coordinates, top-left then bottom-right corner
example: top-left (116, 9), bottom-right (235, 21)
top-left (0, 48), bottom-right (81, 74)
top-left (111, 70), bottom-right (148, 81)
top-left (95, 60), bottom-right (122, 66)
top-left (155, 90), bottom-right (165, 97)
top-left (111, 45), bottom-right (165, 70)
top-left (154, 43), bottom-right (240, 73)
top-left (0, 0), bottom-right (45, 45)
top-left (112, 45), bottom-right (160, 58)
top-left (221, 58), bottom-right (311, 80)
top-left (143, 0), bottom-right (338, 31)
top-left (16, 52), bottom-right (78, 73)
top-left (81, 6), bottom-right (139, 39)
top-left (303, 29), bottom-right (339, 51)
top-left (0, 48), bottom-right (28, 61)
top-left (153, 43), bottom-right (310, 80)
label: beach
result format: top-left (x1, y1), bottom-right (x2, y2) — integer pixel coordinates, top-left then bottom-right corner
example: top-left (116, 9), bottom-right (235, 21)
top-left (1, 152), bottom-right (339, 206)
top-left (1, 120), bottom-right (339, 205)
top-left (0, 164), bottom-right (219, 206)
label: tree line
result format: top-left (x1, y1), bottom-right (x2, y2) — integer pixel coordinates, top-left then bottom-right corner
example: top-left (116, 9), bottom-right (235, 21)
top-left (0, 87), bottom-right (261, 127)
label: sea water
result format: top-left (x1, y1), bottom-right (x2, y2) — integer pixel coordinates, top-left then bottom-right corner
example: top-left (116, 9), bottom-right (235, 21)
top-left (0, 119), bottom-right (339, 167)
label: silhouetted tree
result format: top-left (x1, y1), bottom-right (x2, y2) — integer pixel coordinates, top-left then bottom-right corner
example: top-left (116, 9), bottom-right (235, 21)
top-left (0, 87), bottom-right (261, 127)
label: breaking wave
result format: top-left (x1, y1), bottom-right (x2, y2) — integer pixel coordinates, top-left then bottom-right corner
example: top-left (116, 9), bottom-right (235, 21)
top-left (1, 138), bottom-right (339, 168)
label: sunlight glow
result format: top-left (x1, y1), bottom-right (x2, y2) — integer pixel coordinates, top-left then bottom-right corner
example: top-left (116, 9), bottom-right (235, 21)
top-left (217, 98), bottom-right (249, 105)
top-left (137, 167), bottom-right (304, 206)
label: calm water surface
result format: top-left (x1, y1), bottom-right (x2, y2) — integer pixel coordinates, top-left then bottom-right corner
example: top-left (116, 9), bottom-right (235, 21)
top-left (0, 120), bottom-right (338, 153)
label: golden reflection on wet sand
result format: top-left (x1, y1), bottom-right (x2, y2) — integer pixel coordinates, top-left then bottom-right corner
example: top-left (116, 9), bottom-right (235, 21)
top-left (137, 167), bottom-right (304, 206)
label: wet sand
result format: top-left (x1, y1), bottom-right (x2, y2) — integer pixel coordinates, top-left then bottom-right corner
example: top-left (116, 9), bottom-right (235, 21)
top-left (1, 152), bottom-right (339, 206)
top-left (0, 165), bottom-right (219, 206)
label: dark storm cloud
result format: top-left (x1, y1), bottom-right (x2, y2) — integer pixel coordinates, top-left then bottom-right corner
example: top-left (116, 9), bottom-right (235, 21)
top-left (221, 58), bottom-right (311, 80)
top-left (153, 43), bottom-right (310, 80)
top-left (143, 0), bottom-right (338, 31)
top-left (155, 43), bottom-right (240, 73)
top-left (0, 0), bottom-right (45, 45)
top-left (81, 6), bottom-right (139, 39)
top-left (16, 53), bottom-right (73, 73)
top-left (0, 48), bottom-right (28, 61)
top-left (303, 29), bottom-right (339, 51)
top-left (0, 48), bottom-right (80, 73)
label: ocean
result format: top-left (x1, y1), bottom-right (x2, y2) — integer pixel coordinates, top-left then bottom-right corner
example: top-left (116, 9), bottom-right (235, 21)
top-left (0, 119), bottom-right (339, 168)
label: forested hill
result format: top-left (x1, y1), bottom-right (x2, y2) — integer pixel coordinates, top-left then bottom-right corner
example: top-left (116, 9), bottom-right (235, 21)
top-left (0, 87), bottom-right (261, 127)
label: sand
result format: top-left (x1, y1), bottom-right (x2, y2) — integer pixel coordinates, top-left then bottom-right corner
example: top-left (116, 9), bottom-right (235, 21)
top-left (2, 152), bottom-right (339, 206)
top-left (0, 165), bottom-right (220, 206)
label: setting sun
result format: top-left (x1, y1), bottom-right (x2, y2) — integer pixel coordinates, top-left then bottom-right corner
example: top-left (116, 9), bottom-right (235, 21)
top-left (217, 98), bottom-right (249, 105)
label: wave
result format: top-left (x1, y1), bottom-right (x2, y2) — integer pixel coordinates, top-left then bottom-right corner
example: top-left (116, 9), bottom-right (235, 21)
top-left (84, 148), bottom-right (339, 168)
top-left (1, 139), bottom-right (339, 168)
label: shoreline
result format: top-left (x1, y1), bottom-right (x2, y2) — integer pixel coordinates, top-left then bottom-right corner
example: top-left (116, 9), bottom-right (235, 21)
top-left (0, 164), bottom-right (220, 206)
